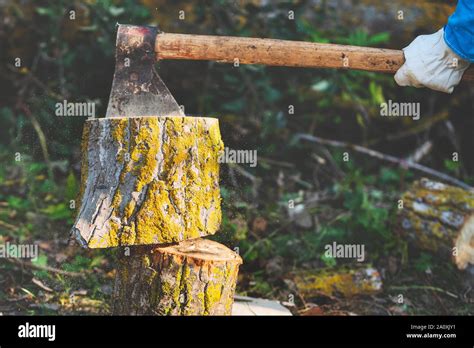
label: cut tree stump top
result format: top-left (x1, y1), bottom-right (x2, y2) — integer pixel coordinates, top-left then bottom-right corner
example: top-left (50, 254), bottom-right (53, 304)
top-left (154, 238), bottom-right (243, 264)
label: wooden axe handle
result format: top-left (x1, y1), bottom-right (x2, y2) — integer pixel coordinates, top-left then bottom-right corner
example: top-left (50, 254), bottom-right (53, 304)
top-left (156, 33), bottom-right (474, 81)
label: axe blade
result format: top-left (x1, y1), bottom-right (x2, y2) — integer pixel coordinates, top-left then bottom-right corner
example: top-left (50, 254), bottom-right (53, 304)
top-left (105, 24), bottom-right (184, 118)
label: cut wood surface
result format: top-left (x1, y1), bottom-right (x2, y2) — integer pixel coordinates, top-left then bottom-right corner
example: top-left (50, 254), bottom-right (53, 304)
top-left (155, 33), bottom-right (474, 81)
top-left (398, 178), bottom-right (474, 270)
top-left (293, 266), bottom-right (382, 298)
top-left (71, 116), bottom-right (224, 248)
top-left (113, 238), bottom-right (242, 315)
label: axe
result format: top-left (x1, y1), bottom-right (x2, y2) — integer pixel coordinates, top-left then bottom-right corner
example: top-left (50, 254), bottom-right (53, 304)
top-left (71, 25), bottom-right (474, 314)
top-left (106, 24), bottom-right (474, 118)
top-left (73, 24), bottom-right (473, 248)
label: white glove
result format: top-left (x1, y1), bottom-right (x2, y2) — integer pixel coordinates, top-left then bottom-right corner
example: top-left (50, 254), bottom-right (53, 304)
top-left (394, 28), bottom-right (470, 94)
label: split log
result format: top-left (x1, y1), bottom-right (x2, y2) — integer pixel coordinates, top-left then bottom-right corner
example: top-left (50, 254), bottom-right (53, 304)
top-left (293, 266), bottom-right (382, 298)
top-left (398, 178), bottom-right (474, 270)
top-left (112, 238), bottom-right (242, 315)
top-left (71, 116), bottom-right (224, 248)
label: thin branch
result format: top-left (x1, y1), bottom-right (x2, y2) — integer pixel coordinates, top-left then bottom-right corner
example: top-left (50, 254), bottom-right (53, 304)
top-left (259, 156), bottom-right (295, 168)
top-left (227, 163), bottom-right (259, 182)
top-left (6, 64), bottom-right (63, 100)
top-left (5, 258), bottom-right (86, 279)
top-left (0, 219), bottom-right (18, 232)
top-left (16, 102), bottom-right (54, 180)
top-left (368, 111), bottom-right (449, 146)
top-left (406, 140), bottom-right (432, 163)
top-left (297, 133), bottom-right (473, 191)
top-left (227, 163), bottom-right (261, 200)
top-left (390, 285), bottom-right (458, 299)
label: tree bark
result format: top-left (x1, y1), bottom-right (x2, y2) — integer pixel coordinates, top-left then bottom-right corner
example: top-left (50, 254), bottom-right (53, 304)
top-left (398, 178), bottom-right (474, 270)
top-left (293, 266), bottom-right (382, 298)
top-left (112, 238), bottom-right (242, 315)
top-left (71, 116), bottom-right (224, 248)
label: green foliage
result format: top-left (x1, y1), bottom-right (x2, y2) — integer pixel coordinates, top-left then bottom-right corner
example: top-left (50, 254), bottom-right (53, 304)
top-left (247, 273), bottom-right (273, 297)
top-left (221, 213), bottom-right (248, 242)
top-left (65, 172), bottom-right (79, 201)
top-left (6, 195), bottom-right (31, 211)
top-left (341, 185), bottom-right (389, 236)
top-left (335, 30), bottom-right (391, 46)
top-left (333, 170), bottom-right (392, 246)
top-left (31, 254), bottom-right (49, 279)
top-left (321, 253), bottom-right (337, 268)
top-left (41, 203), bottom-right (72, 221)
top-left (444, 159), bottom-right (460, 173)
top-left (369, 81), bottom-right (386, 105)
top-left (62, 255), bottom-right (104, 273)
top-left (380, 167), bottom-right (401, 184)
top-left (414, 253), bottom-right (433, 273)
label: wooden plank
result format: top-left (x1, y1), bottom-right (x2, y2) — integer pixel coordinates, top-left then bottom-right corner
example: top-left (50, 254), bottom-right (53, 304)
top-left (232, 296), bottom-right (292, 316)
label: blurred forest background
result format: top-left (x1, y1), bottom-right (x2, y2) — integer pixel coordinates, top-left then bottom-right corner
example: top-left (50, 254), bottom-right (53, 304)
top-left (1, 0), bottom-right (473, 315)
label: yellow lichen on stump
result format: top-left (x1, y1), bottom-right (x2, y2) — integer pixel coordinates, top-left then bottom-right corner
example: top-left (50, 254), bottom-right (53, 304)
top-left (398, 178), bottom-right (474, 270)
top-left (71, 116), bottom-right (224, 248)
top-left (293, 266), bottom-right (382, 298)
top-left (112, 239), bottom-right (242, 315)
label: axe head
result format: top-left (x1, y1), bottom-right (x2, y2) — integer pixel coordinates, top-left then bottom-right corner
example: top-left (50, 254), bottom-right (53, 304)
top-left (105, 24), bottom-right (183, 118)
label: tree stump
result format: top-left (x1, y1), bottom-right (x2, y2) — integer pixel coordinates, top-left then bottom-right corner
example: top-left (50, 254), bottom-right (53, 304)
top-left (398, 178), bottom-right (474, 270)
top-left (292, 266), bottom-right (382, 298)
top-left (71, 116), bottom-right (224, 248)
top-left (112, 238), bottom-right (242, 315)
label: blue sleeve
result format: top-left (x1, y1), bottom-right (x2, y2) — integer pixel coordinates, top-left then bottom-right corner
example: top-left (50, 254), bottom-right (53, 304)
top-left (444, 0), bottom-right (474, 62)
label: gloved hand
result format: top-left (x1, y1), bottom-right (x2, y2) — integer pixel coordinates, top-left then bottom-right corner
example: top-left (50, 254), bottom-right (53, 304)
top-left (394, 28), bottom-right (470, 94)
